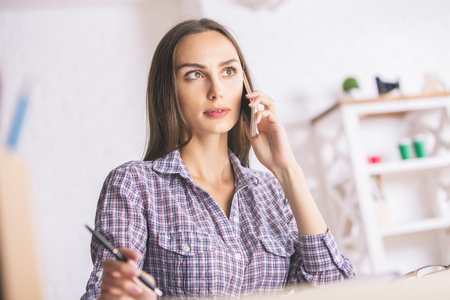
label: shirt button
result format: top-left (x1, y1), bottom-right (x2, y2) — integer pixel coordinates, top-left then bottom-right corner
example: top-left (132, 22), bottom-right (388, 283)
top-left (235, 253), bottom-right (242, 260)
top-left (96, 270), bottom-right (103, 278)
top-left (233, 216), bottom-right (239, 223)
top-left (182, 244), bottom-right (191, 253)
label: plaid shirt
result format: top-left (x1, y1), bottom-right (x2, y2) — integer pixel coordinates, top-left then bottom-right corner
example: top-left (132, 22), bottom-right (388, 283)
top-left (82, 150), bottom-right (355, 299)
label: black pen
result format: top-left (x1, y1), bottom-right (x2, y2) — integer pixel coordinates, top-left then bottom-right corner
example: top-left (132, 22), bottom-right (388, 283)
top-left (85, 225), bottom-right (163, 296)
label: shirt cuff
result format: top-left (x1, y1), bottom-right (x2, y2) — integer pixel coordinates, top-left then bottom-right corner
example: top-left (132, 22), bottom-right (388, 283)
top-left (297, 229), bottom-right (344, 273)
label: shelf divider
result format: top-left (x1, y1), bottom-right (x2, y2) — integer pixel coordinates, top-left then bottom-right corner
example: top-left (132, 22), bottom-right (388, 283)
top-left (380, 217), bottom-right (450, 237)
top-left (367, 156), bottom-right (450, 175)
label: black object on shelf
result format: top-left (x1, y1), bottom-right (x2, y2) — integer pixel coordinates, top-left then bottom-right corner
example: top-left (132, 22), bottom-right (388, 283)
top-left (376, 77), bottom-right (400, 95)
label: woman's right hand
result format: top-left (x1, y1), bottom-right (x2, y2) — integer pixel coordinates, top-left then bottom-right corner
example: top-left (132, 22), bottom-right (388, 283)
top-left (99, 248), bottom-right (158, 300)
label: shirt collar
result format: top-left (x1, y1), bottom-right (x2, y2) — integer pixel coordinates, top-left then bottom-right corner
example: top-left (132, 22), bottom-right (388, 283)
top-left (227, 149), bottom-right (259, 189)
top-left (152, 149), bottom-right (259, 188)
top-left (151, 149), bottom-right (190, 178)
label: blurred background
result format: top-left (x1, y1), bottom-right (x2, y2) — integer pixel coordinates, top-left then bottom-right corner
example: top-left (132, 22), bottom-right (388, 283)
top-left (0, 0), bottom-right (449, 299)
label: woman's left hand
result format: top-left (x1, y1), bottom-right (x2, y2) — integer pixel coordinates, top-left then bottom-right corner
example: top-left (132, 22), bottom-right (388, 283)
top-left (244, 90), bottom-right (297, 177)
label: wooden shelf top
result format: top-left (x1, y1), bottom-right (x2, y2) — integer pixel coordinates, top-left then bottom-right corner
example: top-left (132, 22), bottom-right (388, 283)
top-left (311, 91), bottom-right (450, 124)
top-left (338, 91), bottom-right (450, 105)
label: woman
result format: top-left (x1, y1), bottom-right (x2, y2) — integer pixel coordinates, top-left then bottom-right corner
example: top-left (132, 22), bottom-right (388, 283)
top-left (82, 18), bottom-right (355, 300)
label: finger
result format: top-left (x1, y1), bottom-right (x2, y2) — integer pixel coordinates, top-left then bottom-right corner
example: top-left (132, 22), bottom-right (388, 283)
top-left (247, 92), bottom-right (277, 115)
top-left (133, 271), bottom-right (159, 295)
top-left (139, 271), bottom-right (157, 286)
top-left (102, 258), bottom-right (139, 279)
top-left (100, 281), bottom-right (124, 298)
top-left (101, 248), bottom-right (142, 278)
top-left (99, 292), bottom-right (135, 300)
top-left (255, 109), bottom-right (278, 125)
top-left (117, 248), bottom-right (142, 262)
top-left (246, 91), bottom-right (267, 107)
top-left (102, 274), bottom-right (144, 297)
top-left (246, 90), bottom-right (269, 99)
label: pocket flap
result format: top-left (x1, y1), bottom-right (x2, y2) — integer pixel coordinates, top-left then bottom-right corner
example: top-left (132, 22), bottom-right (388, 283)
top-left (158, 231), bottom-right (217, 256)
top-left (259, 236), bottom-right (294, 257)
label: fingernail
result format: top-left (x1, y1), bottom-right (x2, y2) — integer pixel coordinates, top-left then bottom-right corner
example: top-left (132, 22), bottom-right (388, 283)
top-left (131, 284), bottom-right (143, 294)
top-left (127, 262), bottom-right (138, 276)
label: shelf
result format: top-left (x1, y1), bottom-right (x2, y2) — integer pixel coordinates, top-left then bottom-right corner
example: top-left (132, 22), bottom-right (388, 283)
top-left (367, 155), bottom-right (450, 175)
top-left (338, 91), bottom-right (450, 105)
top-left (312, 93), bottom-right (450, 274)
top-left (311, 92), bottom-right (450, 124)
top-left (380, 217), bottom-right (450, 237)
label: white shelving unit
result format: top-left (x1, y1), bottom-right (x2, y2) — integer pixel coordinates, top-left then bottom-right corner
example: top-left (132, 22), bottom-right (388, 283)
top-left (311, 93), bottom-right (450, 275)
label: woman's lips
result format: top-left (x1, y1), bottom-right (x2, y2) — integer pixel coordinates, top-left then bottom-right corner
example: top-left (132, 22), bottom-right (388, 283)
top-left (204, 107), bottom-right (230, 118)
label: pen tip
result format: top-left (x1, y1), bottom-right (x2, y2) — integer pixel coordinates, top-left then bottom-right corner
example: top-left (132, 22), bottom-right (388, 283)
top-left (155, 288), bottom-right (163, 296)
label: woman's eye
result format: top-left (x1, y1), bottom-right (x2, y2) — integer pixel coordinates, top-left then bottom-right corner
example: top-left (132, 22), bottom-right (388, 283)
top-left (222, 68), bottom-right (236, 77)
top-left (186, 71), bottom-right (203, 79)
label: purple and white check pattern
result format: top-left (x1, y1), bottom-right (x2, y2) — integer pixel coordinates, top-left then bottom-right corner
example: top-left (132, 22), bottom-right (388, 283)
top-left (81, 150), bottom-right (355, 299)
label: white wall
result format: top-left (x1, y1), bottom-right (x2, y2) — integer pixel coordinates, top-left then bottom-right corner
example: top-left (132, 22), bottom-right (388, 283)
top-left (0, 1), bottom-right (190, 299)
top-left (0, 0), bottom-right (449, 299)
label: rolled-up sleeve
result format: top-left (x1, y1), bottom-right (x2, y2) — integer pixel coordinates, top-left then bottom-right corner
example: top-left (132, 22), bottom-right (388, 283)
top-left (287, 228), bottom-right (356, 286)
top-left (81, 166), bottom-right (148, 299)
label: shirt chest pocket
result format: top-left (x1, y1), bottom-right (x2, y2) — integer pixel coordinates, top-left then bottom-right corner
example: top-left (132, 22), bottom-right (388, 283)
top-left (259, 235), bottom-right (294, 258)
top-left (158, 231), bottom-right (217, 256)
top-left (157, 231), bottom-right (219, 296)
top-left (255, 235), bottom-right (295, 284)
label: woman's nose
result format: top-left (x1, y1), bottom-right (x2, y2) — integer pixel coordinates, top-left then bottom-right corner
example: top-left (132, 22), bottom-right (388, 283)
top-left (207, 77), bottom-right (224, 100)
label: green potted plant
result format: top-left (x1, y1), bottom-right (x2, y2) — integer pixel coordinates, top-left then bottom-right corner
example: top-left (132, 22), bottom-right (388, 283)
top-left (342, 77), bottom-right (360, 99)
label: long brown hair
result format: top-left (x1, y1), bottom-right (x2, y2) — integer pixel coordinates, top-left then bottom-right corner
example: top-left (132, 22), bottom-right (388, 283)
top-left (143, 18), bottom-right (253, 167)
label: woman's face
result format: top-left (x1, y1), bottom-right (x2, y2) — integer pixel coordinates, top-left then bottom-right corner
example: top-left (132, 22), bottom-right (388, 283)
top-left (174, 30), bottom-right (243, 139)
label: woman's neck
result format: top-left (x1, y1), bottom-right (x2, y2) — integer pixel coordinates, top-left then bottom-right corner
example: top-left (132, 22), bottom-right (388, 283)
top-left (179, 134), bottom-right (233, 184)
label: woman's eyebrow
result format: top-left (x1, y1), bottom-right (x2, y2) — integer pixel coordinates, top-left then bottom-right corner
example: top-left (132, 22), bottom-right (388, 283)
top-left (219, 58), bottom-right (239, 67)
top-left (176, 63), bottom-right (205, 71)
top-left (176, 59), bottom-right (240, 71)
